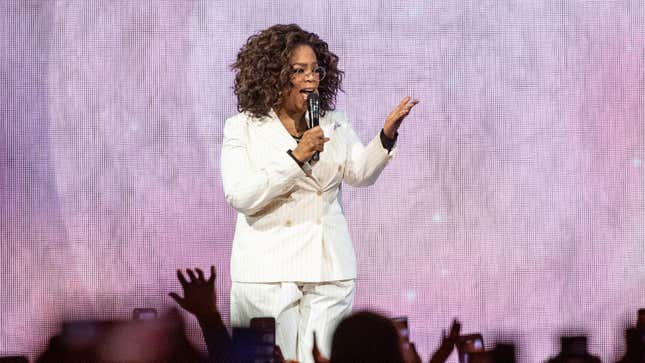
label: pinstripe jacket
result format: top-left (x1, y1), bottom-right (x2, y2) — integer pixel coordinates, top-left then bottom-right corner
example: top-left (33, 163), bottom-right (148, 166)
top-left (221, 109), bottom-right (395, 282)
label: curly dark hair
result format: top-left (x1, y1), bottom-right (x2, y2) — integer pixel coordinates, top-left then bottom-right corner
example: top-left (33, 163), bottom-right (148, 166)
top-left (231, 24), bottom-right (343, 118)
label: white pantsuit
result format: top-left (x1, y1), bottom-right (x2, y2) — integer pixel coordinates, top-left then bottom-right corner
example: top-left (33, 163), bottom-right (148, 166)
top-left (220, 109), bottom-right (395, 362)
top-left (230, 280), bottom-right (354, 362)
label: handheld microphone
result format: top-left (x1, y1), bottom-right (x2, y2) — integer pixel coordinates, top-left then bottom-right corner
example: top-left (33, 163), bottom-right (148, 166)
top-left (306, 92), bottom-right (321, 161)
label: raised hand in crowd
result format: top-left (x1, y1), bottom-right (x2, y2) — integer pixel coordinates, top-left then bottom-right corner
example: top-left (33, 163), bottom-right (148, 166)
top-left (169, 266), bottom-right (220, 322)
top-left (169, 266), bottom-right (231, 363)
top-left (429, 319), bottom-right (461, 363)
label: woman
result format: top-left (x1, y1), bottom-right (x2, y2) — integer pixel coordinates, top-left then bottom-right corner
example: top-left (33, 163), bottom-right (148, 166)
top-left (221, 24), bottom-right (417, 363)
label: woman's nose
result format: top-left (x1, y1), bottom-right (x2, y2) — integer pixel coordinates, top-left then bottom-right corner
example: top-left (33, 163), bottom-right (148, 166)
top-left (304, 69), bottom-right (317, 81)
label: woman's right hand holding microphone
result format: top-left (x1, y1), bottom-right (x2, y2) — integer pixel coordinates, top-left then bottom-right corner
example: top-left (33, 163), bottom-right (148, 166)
top-left (291, 126), bottom-right (329, 163)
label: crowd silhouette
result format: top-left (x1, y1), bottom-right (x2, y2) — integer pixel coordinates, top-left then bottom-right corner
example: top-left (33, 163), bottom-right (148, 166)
top-left (1, 266), bottom-right (640, 362)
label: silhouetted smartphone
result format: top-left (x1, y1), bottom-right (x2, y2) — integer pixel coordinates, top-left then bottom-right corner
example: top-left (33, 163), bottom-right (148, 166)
top-left (457, 334), bottom-right (485, 363)
top-left (392, 316), bottom-right (410, 350)
top-left (251, 317), bottom-right (276, 331)
top-left (392, 316), bottom-right (409, 340)
top-left (466, 351), bottom-right (494, 363)
top-left (132, 308), bottom-right (157, 320)
top-left (233, 317), bottom-right (276, 363)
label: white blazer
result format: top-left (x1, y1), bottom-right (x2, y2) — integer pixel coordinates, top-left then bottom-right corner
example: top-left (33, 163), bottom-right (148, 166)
top-left (221, 109), bottom-right (395, 282)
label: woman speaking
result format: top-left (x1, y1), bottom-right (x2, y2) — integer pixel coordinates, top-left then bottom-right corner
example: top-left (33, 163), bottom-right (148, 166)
top-left (221, 24), bottom-right (418, 363)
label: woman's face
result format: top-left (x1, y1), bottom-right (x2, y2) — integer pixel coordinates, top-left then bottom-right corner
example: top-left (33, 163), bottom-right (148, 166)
top-left (281, 44), bottom-right (320, 116)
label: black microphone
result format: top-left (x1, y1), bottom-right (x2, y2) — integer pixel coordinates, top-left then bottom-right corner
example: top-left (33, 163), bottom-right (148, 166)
top-left (306, 92), bottom-right (321, 161)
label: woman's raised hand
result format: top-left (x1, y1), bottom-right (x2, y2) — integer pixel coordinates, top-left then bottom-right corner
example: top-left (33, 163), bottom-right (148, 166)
top-left (383, 96), bottom-right (419, 139)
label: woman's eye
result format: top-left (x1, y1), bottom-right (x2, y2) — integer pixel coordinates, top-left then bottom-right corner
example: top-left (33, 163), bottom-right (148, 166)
top-left (293, 68), bottom-right (305, 74)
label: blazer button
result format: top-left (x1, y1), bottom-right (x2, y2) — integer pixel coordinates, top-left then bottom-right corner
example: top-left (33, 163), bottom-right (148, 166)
top-left (285, 219), bottom-right (292, 227)
top-left (316, 191), bottom-right (322, 196)
top-left (337, 165), bottom-right (342, 172)
top-left (316, 218), bottom-right (322, 225)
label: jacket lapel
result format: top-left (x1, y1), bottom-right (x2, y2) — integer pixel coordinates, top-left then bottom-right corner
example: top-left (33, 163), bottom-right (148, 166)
top-left (259, 109), bottom-right (298, 151)
top-left (255, 110), bottom-right (322, 188)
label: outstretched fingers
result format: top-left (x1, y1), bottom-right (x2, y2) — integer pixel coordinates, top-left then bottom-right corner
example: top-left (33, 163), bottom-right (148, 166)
top-left (448, 319), bottom-right (461, 339)
top-left (398, 98), bottom-right (419, 114)
top-left (208, 265), bottom-right (216, 285)
top-left (387, 96), bottom-right (419, 123)
top-left (396, 95), bottom-right (411, 109)
top-left (195, 267), bottom-right (205, 282)
top-left (168, 292), bottom-right (187, 310)
top-left (176, 269), bottom-right (188, 287)
top-left (186, 268), bottom-right (198, 283)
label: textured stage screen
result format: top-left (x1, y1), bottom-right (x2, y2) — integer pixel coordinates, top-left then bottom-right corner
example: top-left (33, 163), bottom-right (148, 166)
top-left (1, 1), bottom-right (643, 361)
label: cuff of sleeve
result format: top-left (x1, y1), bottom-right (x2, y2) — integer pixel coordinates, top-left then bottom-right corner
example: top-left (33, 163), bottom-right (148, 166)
top-left (279, 150), bottom-right (307, 190)
top-left (380, 129), bottom-right (398, 152)
top-left (287, 149), bottom-right (305, 167)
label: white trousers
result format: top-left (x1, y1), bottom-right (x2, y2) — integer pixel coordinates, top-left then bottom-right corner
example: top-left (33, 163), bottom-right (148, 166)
top-left (230, 280), bottom-right (355, 363)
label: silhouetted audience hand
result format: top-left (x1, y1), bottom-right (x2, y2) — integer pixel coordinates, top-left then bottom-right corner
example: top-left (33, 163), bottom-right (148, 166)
top-left (169, 266), bottom-right (231, 363)
top-left (429, 319), bottom-right (461, 363)
top-left (169, 266), bottom-right (219, 321)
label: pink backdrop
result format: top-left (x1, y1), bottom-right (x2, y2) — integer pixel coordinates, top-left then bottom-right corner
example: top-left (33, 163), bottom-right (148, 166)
top-left (1, 1), bottom-right (643, 361)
